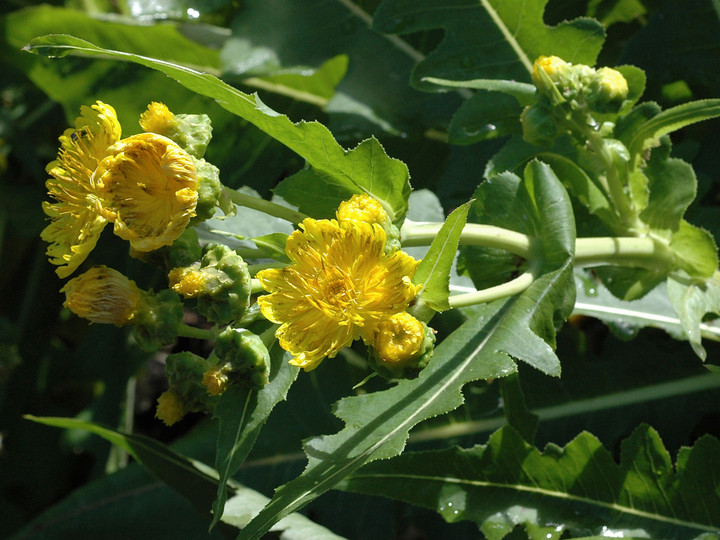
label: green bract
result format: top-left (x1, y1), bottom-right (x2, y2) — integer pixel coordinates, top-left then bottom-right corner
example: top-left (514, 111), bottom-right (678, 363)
top-left (213, 327), bottom-right (270, 389)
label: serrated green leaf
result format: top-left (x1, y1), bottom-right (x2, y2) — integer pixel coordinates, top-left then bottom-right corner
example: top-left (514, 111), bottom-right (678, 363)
top-left (232, 54), bottom-right (349, 106)
top-left (273, 137), bottom-right (411, 224)
top-left (413, 201), bottom-right (472, 312)
top-left (23, 34), bottom-right (411, 225)
top-left (374, 0), bottom-right (605, 90)
top-left (668, 271), bottom-right (720, 360)
top-left (211, 343), bottom-right (298, 527)
top-left (669, 220), bottom-right (719, 280)
top-left (628, 99), bottom-right (720, 162)
top-left (340, 425), bottom-right (720, 539)
top-left (238, 160), bottom-right (575, 539)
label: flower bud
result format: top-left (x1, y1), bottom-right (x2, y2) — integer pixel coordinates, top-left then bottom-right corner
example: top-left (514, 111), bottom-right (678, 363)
top-left (168, 244), bottom-right (252, 324)
top-left (213, 327), bottom-right (270, 389)
top-left (586, 67), bottom-right (629, 112)
top-left (521, 103), bottom-right (560, 147)
top-left (164, 351), bottom-right (218, 413)
top-left (61, 266), bottom-right (143, 326)
top-left (131, 289), bottom-right (184, 351)
top-left (336, 193), bottom-right (400, 252)
top-left (368, 312), bottom-right (435, 379)
top-left (140, 102), bottom-right (213, 159)
top-left (190, 156), bottom-right (234, 223)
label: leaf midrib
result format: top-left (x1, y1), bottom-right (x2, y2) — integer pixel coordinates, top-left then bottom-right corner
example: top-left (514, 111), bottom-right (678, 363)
top-left (348, 472), bottom-right (720, 532)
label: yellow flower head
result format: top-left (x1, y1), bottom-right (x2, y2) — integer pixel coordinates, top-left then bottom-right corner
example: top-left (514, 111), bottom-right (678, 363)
top-left (93, 133), bottom-right (198, 252)
top-left (336, 193), bottom-right (389, 227)
top-left (203, 363), bottom-right (231, 396)
top-left (257, 218), bottom-right (420, 370)
top-left (372, 312), bottom-right (425, 365)
top-left (41, 101), bottom-right (121, 278)
top-left (156, 390), bottom-right (186, 426)
top-left (139, 102), bottom-right (177, 136)
top-left (168, 267), bottom-right (207, 297)
top-left (532, 55), bottom-right (569, 87)
top-left (61, 265), bottom-right (143, 326)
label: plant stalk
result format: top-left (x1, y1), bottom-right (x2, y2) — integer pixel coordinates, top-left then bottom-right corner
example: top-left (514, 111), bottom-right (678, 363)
top-left (226, 188), bottom-right (309, 224)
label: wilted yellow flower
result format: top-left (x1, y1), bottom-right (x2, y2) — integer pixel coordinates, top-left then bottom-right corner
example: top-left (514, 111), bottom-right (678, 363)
top-left (257, 218), bottom-right (420, 370)
top-left (61, 265), bottom-right (142, 326)
top-left (336, 193), bottom-right (389, 227)
top-left (156, 390), bottom-right (186, 426)
top-left (372, 312), bottom-right (425, 365)
top-left (93, 133), bottom-right (198, 252)
top-left (139, 102), bottom-right (177, 135)
top-left (203, 363), bottom-right (231, 396)
top-left (41, 101), bottom-right (121, 278)
top-left (168, 267), bottom-right (207, 297)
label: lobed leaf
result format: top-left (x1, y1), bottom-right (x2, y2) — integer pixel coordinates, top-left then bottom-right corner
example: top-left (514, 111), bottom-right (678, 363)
top-left (340, 425), bottom-right (720, 539)
top-left (237, 160), bottom-right (575, 539)
top-left (373, 0), bottom-right (605, 90)
top-left (23, 34), bottom-right (411, 225)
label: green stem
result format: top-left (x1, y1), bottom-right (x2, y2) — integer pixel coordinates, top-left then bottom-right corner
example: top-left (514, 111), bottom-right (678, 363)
top-left (574, 236), bottom-right (675, 271)
top-left (402, 221), bottom-right (539, 260)
top-left (250, 278), bottom-right (265, 294)
top-left (448, 269), bottom-right (537, 308)
top-left (585, 129), bottom-right (642, 232)
top-left (176, 323), bottom-right (217, 340)
top-left (226, 188), bottom-right (309, 224)
top-left (403, 222), bottom-right (675, 273)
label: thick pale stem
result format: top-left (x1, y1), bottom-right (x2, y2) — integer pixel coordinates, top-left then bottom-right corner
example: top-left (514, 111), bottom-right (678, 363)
top-left (402, 221), bottom-right (539, 259)
top-left (448, 269), bottom-right (537, 308)
top-left (226, 188), bottom-right (308, 224)
top-left (574, 236), bottom-right (675, 271)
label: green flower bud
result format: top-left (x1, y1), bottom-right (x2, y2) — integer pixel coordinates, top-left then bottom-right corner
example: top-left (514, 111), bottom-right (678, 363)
top-left (521, 103), bottom-right (560, 147)
top-left (160, 352), bottom-right (218, 423)
top-left (132, 289), bottom-right (184, 351)
top-left (168, 244), bottom-right (252, 324)
top-left (190, 157), bottom-right (235, 223)
top-left (212, 327), bottom-right (270, 389)
top-left (368, 312), bottom-right (436, 379)
top-left (587, 67), bottom-right (629, 112)
top-left (140, 102), bottom-right (213, 159)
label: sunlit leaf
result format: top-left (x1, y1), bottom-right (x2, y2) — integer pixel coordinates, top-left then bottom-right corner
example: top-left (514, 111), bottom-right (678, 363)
top-left (373, 0), bottom-right (605, 90)
top-left (340, 424), bottom-right (720, 539)
top-left (23, 34), bottom-right (411, 225)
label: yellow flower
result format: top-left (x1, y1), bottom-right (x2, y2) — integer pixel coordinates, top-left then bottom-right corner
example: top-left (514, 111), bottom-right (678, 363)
top-left (203, 363), bottom-right (231, 396)
top-left (61, 265), bottom-right (143, 326)
top-left (41, 101), bottom-right (121, 278)
top-left (93, 133), bottom-right (198, 252)
top-left (139, 102), bottom-right (177, 135)
top-left (257, 218), bottom-right (420, 370)
top-left (532, 55), bottom-right (569, 87)
top-left (336, 193), bottom-right (389, 227)
top-left (168, 267), bottom-right (207, 297)
top-left (156, 390), bottom-right (186, 426)
top-left (372, 312), bottom-right (425, 365)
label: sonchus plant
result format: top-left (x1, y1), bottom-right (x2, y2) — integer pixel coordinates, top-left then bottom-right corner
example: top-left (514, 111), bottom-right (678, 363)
top-left (22, 12), bottom-right (720, 538)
